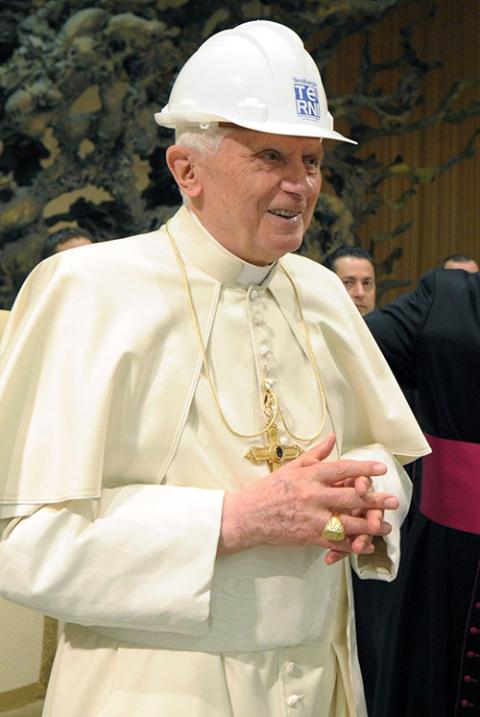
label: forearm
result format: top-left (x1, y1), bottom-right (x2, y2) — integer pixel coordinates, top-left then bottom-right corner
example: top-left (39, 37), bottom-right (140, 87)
top-left (0, 484), bottom-right (224, 634)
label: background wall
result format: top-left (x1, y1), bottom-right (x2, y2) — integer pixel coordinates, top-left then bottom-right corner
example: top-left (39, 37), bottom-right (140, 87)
top-left (0, 0), bottom-right (478, 307)
top-left (325, 0), bottom-right (479, 301)
top-left (0, 602), bottom-right (55, 716)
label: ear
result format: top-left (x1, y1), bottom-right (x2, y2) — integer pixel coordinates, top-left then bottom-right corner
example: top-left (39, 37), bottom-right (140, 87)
top-left (166, 145), bottom-right (202, 199)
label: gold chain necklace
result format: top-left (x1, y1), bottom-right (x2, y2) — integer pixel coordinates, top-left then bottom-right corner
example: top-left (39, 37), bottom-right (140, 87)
top-left (165, 220), bottom-right (328, 444)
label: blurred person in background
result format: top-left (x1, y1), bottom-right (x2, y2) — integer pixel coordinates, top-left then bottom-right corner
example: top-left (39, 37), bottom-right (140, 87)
top-left (324, 245), bottom-right (376, 316)
top-left (442, 253), bottom-right (478, 272)
top-left (366, 267), bottom-right (480, 717)
top-left (41, 226), bottom-right (95, 260)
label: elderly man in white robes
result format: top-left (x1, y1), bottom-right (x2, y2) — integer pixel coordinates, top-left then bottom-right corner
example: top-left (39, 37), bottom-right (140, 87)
top-left (0, 20), bottom-right (429, 717)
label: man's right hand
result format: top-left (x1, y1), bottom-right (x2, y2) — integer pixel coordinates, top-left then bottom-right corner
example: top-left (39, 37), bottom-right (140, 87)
top-left (217, 433), bottom-right (398, 560)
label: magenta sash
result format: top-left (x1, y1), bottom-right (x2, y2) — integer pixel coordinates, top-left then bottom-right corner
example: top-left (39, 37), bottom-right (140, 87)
top-left (420, 433), bottom-right (480, 534)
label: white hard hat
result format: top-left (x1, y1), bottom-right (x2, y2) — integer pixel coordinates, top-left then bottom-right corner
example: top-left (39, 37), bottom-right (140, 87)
top-left (154, 20), bottom-right (356, 144)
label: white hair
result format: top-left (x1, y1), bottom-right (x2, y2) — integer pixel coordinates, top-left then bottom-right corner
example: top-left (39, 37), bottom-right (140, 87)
top-left (174, 123), bottom-right (232, 155)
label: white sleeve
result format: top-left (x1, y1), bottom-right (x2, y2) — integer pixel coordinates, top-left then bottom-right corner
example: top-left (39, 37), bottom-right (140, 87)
top-left (0, 484), bottom-right (224, 636)
top-left (346, 443), bottom-right (413, 581)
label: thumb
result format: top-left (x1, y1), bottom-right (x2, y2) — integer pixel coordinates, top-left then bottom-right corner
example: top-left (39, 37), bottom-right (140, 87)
top-left (298, 433), bottom-right (336, 467)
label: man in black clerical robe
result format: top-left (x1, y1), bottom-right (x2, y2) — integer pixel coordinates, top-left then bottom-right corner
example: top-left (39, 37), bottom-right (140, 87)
top-left (365, 267), bottom-right (480, 717)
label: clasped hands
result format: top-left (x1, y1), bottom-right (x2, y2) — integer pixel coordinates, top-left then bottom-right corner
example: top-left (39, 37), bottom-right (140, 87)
top-left (219, 433), bottom-right (398, 564)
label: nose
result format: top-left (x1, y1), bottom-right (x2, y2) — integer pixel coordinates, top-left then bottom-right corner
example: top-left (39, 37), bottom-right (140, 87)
top-left (280, 160), bottom-right (318, 198)
top-left (351, 282), bottom-right (365, 298)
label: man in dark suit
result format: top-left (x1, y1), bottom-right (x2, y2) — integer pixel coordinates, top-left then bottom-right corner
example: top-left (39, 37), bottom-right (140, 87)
top-left (365, 267), bottom-right (480, 717)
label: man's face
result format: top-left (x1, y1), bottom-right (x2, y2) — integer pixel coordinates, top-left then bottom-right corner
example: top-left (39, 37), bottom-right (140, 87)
top-left (334, 257), bottom-right (376, 316)
top-left (444, 259), bottom-right (479, 273)
top-left (189, 128), bottom-right (323, 266)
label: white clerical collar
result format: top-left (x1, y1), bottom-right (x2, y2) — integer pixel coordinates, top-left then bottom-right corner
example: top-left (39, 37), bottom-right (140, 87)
top-left (169, 206), bottom-right (277, 288)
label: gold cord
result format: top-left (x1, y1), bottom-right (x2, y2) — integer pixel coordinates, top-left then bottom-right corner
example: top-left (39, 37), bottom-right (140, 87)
top-left (167, 221), bottom-right (278, 438)
top-left (166, 221), bottom-right (327, 443)
top-left (276, 263), bottom-right (328, 442)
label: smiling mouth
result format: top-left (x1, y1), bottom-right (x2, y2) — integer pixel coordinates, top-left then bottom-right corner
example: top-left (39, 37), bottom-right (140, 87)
top-left (268, 209), bottom-right (301, 219)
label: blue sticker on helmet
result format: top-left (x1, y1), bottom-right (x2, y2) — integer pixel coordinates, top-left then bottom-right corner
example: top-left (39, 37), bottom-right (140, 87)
top-left (294, 79), bottom-right (320, 121)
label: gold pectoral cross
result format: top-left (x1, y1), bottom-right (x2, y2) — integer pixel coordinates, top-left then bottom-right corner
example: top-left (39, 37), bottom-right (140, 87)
top-left (245, 421), bottom-right (303, 472)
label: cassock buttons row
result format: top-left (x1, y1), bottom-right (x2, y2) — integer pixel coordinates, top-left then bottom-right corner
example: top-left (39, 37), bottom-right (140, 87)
top-left (249, 288), bottom-right (265, 302)
top-left (248, 289), bottom-right (272, 359)
top-left (461, 622), bottom-right (479, 709)
top-left (284, 661), bottom-right (303, 709)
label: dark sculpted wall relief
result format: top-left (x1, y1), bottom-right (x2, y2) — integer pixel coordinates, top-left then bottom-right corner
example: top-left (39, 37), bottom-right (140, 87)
top-left (0, 0), bottom-right (478, 306)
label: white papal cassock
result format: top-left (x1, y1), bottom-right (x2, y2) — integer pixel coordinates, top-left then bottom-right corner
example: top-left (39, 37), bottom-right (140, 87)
top-left (0, 207), bottom-right (430, 716)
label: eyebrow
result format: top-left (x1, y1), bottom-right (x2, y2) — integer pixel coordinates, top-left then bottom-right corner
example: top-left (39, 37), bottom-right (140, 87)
top-left (341, 275), bottom-right (374, 281)
top-left (252, 145), bottom-right (324, 158)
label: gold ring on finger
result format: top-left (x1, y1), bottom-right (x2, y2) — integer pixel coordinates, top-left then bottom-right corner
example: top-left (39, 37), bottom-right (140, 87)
top-left (322, 512), bottom-right (346, 542)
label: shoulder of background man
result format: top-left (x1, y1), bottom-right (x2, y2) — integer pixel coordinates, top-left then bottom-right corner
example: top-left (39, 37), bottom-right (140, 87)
top-left (436, 266), bottom-right (479, 288)
top-left (415, 266), bottom-right (478, 306)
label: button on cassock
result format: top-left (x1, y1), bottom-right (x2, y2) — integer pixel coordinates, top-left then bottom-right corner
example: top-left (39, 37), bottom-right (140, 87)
top-left (286, 694), bottom-right (302, 707)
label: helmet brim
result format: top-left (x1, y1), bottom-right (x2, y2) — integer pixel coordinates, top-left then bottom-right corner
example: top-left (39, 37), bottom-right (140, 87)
top-left (154, 111), bottom-right (357, 145)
